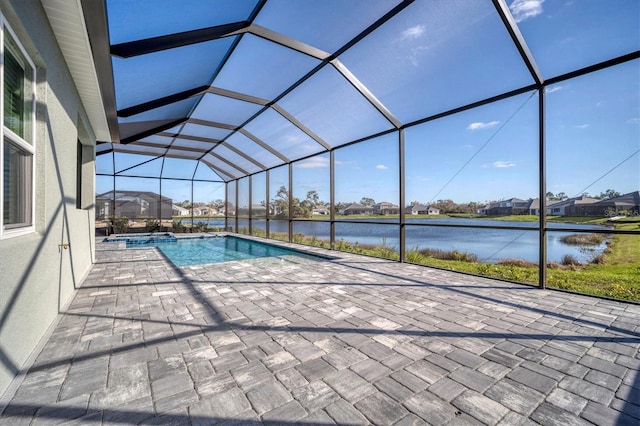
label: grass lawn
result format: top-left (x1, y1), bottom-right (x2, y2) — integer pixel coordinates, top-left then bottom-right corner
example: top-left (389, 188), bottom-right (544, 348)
top-left (412, 221), bottom-right (640, 302)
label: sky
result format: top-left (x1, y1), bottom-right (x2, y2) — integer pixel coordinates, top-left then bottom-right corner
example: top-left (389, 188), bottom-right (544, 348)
top-left (97, 0), bottom-right (640, 207)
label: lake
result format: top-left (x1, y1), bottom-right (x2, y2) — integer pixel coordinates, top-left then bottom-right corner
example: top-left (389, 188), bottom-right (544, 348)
top-left (185, 217), bottom-right (610, 264)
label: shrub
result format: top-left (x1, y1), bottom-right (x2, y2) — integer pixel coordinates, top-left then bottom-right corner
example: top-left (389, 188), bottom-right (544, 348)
top-left (172, 220), bottom-right (186, 233)
top-left (192, 221), bottom-right (208, 232)
top-left (144, 217), bottom-right (159, 232)
top-left (375, 237), bottom-right (398, 259)
top-left (108, 216), bottom-right (129, 234)
top-left (547, 261), bottom-right (564, 270)
top-left (561, 254), bottom-right (582, 266)
top-left (419, 248), bottom-right (478, 262)
top-left (405, 248), bottom-right (426, 264)
top-left (498, 259), bottom-right (538, 268)
top-left (251, 228), bottom-right (267, 238)
top-left (335, 239), bottom-right (353, 251)
top-left (270, 232), bottom-right (289, 242)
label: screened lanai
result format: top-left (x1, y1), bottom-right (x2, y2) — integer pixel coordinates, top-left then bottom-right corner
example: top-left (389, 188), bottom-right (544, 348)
top-left (3, 1), bottom-right (640, 424)
top-left (91, 0), bottom-right (640, 301)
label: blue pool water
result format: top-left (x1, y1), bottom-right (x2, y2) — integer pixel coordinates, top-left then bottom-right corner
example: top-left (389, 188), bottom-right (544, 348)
top-left (129, 236), bottom-right (320, 267)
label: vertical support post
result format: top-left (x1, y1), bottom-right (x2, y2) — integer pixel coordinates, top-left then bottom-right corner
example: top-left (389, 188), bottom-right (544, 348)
top-left (111, 152), bottom-right (116, 234)
top-left (288, 162), bottom-right (293, 242)
top-left (160, 157), bottom-right (166, 228)
top-left (190, 179), bottom-right (194, 232)
top-left (224, 181), bottom-right (228, 232)
top-left (190, 163), bottom-right (198, 233)
top-left (158, 177), bottom-right (162, 226)
top-left (399, 129), bottom-right (406, 262)
top-left (190, 181), bottom-right (195, 232)
top-left (266, 170), bottom-right (270, 238)
top-left (248, 175), bottom-right (253, 236)
top-left (330, 150), bottom-right (335, 250)
top-left (235, 179), bottom-right (239, 234)
top-left (538, 87), bottom-right (547, 289)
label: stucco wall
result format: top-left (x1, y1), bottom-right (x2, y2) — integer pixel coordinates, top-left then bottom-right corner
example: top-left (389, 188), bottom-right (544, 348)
top-left (0, 0), bottom-right (96, 396)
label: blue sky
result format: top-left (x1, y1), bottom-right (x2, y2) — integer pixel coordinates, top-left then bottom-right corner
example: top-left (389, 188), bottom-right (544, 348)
top-left (288, 0), bottom-right (639, 205)
top-left (98, 0), bottom-right (639, 207)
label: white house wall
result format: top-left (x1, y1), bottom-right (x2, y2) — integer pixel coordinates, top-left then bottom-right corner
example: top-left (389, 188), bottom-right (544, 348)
top-left (0, 0), bottom-right (97, 397)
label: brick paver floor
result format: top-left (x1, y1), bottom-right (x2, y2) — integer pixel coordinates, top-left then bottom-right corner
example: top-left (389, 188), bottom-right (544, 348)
top-left (1, 234), bottom-right (638, 425)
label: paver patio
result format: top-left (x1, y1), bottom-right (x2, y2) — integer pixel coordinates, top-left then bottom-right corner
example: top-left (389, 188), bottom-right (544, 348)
top-left (1, 235), bottom-right (638, 425)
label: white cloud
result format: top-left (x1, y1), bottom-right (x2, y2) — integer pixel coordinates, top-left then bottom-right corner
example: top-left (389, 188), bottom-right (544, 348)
top-left (575, 124), bottom-right (590, 129)
top-left (408, 175), bottom-right (431, 182)
top-left (509, 0), bottom-right (545, 23)
top-left (545, 85), bottom-right (562, 94)
top-left (627, 117), bottom-right (640, 125)
top-left (462, 144), bottom-right (473, 149)
top-left (299, 183), bottom-right (321, 192)
top-left (484, 161), bottom-right (516, 168)
top-left (401, 25), bottom-right (426, 41)
top-left (376, 164), bottom-right (388, 170)
top-left (468, 121), bottom-right (500, 130)
top-left (406, 45), bottom-right (430, 67)
top-left (296, 157), bottom-right (330, 169)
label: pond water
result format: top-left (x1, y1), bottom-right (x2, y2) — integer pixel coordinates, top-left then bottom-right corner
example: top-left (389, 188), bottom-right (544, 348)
top-left (184, 217), bottom-right (610, 264)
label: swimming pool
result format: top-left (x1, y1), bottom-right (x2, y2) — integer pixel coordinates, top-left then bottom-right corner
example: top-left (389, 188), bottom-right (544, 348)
top-left (129, 236), bottom-right (324, 267)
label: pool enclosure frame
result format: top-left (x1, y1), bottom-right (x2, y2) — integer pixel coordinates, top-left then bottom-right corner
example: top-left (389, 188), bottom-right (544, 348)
top-left (220, 50), bottom-right (638, 291)
top-left (91, 0), bottom-right (639, 293)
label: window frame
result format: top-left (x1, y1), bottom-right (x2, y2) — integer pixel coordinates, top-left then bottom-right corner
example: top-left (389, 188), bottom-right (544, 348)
top-left (1, 15), bottom-right (37, 239)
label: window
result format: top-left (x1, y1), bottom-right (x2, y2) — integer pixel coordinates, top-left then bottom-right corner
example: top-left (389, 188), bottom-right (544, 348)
top-left (1, 19), bottom-right (35, 237)
top-left (76, 140), bottom-right (94, 210)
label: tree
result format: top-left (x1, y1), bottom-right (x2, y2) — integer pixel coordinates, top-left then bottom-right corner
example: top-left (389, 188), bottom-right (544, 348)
top-left (335, 202), bottom-right (350, 214)
top-left (211, 199), bottom-right (225, 212)
top-left (306, 190), bottom-right (320, 208)
top-left (556, 192), bottom-right (568, 200)
top-left (598, 189), bottom-right (620, 200)
top-left (293, 197), bottom-right (312, 218)
top-left (434, 199), bottom-right (456, 213)
top-left (463, 201), bottom-right (481, 214)
top-left (271, 185), bottom-right (289, 218)
top-left (268, 187), bottom-right (312, 219)
top-left (360, 197), bottom-right (375, 207)
top-left (295, 191), bottom-right (317, 219)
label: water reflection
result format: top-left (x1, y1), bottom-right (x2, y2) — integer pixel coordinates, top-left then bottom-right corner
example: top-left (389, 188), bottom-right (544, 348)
top-left (192, 218), bottom-right (609, 264)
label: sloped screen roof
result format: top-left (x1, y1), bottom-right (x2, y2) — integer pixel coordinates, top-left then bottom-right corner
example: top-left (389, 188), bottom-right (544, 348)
top-left (90, 0), bottom-right (640, 182)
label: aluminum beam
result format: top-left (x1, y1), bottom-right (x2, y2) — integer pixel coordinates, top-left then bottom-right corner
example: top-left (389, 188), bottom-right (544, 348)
top-left (110, 21), bottom-right (250, 58)
top-left (492, 0), bottom-right (544, 86)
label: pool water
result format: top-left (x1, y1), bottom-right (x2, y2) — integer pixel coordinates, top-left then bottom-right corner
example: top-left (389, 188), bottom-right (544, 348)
top-left (129, 236), bottom-right (319, 266)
